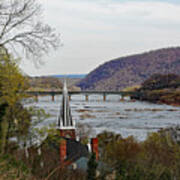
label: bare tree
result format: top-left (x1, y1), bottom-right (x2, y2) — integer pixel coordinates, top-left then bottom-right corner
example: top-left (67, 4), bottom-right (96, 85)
top-left (76, 123), bottom-right (95, 143)
top-left (0, 0), bottom-right (60, 63)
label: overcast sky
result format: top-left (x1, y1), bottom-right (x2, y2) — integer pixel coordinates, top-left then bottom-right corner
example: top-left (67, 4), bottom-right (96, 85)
top-left (20, 0), bottom-right (180, 76)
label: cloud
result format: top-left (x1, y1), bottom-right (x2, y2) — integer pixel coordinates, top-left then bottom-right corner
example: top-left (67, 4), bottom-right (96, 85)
top-left (44, 1), bottom-right (180, 20)
top-left (21, 0), bottom-right (180, 75)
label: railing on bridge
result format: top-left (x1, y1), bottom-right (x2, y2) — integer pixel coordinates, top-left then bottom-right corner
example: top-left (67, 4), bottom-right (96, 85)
top-left (26, 90), bottom-right (139, 102)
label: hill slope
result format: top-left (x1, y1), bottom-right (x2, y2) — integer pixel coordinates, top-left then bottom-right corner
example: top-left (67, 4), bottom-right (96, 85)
top-left (28, 76), bottom-right (81, 91)
top-left (77, 47), bottom-right (180, 90)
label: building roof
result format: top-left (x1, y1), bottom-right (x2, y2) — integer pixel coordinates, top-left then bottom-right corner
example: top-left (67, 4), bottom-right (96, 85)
top-left (66, 138), bottom-right (89, 162)
top-left (69, 157), bottom-right (108, 172)
top-left (43, 135), bottom-right (89, 162)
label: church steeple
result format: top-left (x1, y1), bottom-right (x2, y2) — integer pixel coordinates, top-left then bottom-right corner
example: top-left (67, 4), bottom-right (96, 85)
top-left (58, 80), bottom-right (76, 139)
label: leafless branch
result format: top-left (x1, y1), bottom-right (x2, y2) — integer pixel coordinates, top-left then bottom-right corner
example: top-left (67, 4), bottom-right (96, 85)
top-left (0, 0), bottom-right (60, 64)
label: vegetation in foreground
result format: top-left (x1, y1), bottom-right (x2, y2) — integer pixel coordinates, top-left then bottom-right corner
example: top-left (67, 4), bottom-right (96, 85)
top-left (2, 127), bottom-right (180, 180)
top-left (132, 73), bottom-right (180, 106)
top-left (97, 129), bottom-right (180, 180)
top-left (2, 112), bottom-right (180, 180)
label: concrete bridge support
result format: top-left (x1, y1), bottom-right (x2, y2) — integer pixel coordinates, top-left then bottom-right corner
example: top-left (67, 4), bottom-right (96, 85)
top-left (85, 94), bottom-right (89, 101)
top-left (52, 94), bottom-right (55, 102)
top-left (69, 95), bottom-right (71, 101)
top-left (103, 94), bottom-right (106, 101)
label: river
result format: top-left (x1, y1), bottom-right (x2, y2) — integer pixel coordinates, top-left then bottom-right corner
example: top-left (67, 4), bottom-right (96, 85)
top-left (27, 94), bottom-right (180, 141)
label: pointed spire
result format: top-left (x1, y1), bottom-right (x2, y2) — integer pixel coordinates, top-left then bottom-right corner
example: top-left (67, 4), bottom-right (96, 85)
top-left (58, 79), bottom-right (75, 129)
top-left (63, 79), bottom-right (68, 94)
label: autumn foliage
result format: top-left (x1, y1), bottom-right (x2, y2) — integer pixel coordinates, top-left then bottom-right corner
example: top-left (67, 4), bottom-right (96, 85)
top-left (132, 73), bottom-right (180, 106)
top-left (98, 130), bottom-right (180, 179)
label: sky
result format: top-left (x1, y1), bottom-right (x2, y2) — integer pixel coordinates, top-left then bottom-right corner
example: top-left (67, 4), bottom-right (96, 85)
top-left (20, 0), bottom-right (180, 76)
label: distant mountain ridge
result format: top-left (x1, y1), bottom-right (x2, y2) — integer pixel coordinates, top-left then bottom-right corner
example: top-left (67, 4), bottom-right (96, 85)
top-left (77, 47), bottom-right (180, 91)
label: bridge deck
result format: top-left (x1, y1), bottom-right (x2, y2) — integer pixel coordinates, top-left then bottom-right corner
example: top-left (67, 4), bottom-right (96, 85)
top-left (26, 91), bottom-right (137, 96)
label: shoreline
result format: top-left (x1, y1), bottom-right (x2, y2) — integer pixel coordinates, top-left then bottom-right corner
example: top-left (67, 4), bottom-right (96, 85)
top-left (131, 90), bottom-right (180, 107)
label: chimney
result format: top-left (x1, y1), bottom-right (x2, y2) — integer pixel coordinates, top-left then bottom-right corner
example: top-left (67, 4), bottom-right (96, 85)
top-left (91, 138), bottom-right (98, 160)
top-left (59, 139), bottom-right (67, 163)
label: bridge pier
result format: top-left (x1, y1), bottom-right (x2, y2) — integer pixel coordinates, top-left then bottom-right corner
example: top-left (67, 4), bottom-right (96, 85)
top-left (85, 94), bottom-right (89, 101)
top-left (52, 94), bottom-right (55, 102)
top-left (103, 94), bottom-right (106, 101)
top-left (69, 95), bottom-right (71, 101)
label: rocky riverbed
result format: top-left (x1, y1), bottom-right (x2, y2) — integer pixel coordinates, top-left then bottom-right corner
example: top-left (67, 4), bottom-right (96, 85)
top-left (26, 94), bottom-right (180, 141)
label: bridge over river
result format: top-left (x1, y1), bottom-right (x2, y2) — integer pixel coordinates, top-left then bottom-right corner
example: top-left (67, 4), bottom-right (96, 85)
top-left (26, 91), bottom-right (140, 102)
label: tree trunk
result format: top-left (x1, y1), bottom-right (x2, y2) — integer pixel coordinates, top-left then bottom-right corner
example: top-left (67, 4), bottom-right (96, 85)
top-left (0, 117), bottom-right (9, 154)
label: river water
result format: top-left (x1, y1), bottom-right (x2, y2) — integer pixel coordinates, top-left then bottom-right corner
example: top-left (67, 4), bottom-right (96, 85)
top-left (27, 95), bottom-right (180, 141)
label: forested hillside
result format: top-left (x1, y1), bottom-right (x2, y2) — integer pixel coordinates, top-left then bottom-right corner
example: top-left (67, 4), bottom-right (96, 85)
top-left (28, 76), bottom-right (81, 91)
top-left (28, 77), bottom-right (63, 91)
top-left (131, 74), bottom-right (180, 106)
top-left (77, 47), bottom-right (180, 90)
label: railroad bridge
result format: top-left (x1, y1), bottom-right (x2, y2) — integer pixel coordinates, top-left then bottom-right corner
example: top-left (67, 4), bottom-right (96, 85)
top-left (26, 90), bottom-right (139, 102)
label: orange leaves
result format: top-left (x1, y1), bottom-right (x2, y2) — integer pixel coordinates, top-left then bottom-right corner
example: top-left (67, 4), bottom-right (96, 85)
top-left (98, 130), bottom-right (180, 179)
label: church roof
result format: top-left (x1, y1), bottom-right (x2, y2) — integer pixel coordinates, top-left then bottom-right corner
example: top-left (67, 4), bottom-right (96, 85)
top-left (58, 80), bottom-right (75, 129)
top-left (42, 135), bottom-right (89, 162)
top-left (66, 138), bottom-right (89, 162)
